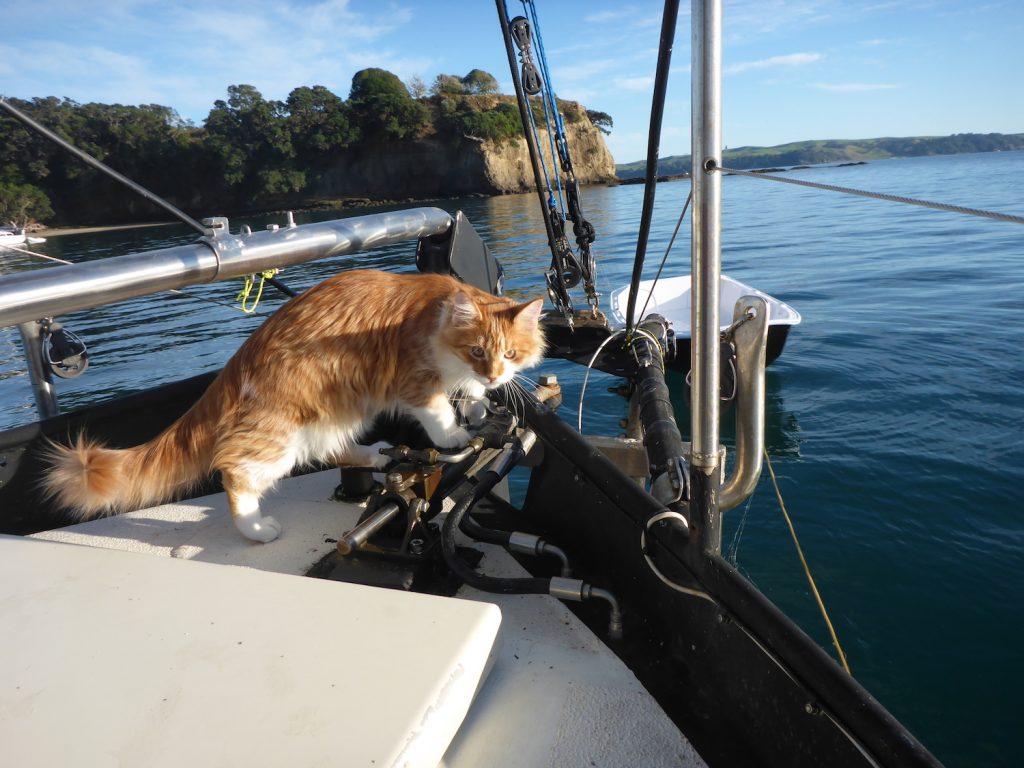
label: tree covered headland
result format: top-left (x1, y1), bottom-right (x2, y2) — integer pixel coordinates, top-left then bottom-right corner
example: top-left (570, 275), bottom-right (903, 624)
top-left (1, 68), bottom-right (605, 227)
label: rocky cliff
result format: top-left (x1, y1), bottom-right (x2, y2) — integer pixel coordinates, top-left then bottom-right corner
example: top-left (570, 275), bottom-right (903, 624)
top-left (318, 100), bottom-right (616, 200)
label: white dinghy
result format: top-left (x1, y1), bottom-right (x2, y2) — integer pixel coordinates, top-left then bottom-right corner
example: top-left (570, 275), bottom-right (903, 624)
top-left (609, 274), bottom-right (802, 370)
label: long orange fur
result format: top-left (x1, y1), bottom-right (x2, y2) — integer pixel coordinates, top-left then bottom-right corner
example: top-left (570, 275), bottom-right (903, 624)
top-left (42, 270), bottom-right (545, 542)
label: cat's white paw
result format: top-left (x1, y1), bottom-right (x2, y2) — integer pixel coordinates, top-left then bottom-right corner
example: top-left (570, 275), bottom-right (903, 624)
top-left (435, 426), bottom-right (471, 449)
top-left (345, 441), bottom-right (392, 470)
top-left (235, 515), bottom-right (282, 543)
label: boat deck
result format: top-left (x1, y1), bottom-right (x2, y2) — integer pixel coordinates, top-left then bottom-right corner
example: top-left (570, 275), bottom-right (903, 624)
top-left (22, 469), bottom-right (705, 767)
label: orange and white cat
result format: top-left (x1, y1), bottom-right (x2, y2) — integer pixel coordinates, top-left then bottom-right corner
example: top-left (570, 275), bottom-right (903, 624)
top-left (43, 269), bottom-right (545, 543)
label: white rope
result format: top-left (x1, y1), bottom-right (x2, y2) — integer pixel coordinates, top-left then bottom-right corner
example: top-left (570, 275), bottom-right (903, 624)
top-left (577, 326), bottom-right (663, 432)
top-left (641, 510), bottom-right (716, 602)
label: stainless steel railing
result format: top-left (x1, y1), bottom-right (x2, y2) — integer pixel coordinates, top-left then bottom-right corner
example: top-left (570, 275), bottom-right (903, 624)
top-left (0, 208), bottom-right (452, 329)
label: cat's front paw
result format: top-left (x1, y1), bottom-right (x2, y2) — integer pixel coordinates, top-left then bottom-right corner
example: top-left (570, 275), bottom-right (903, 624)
top-left (435, 426), bottom-right (471, 449)
top-left (235, 515), bottom-right (282, 543)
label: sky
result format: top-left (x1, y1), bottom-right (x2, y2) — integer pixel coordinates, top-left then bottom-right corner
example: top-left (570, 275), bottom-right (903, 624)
top-left (2, 0), bottom-right (1022, 164)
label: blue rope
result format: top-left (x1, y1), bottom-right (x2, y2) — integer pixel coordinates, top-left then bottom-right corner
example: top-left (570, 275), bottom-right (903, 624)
top-left (522, 0), bottom-right (566, 213)
top-left (525, 0), bottom-right (567, 139)
top-left (537, 72), bottom-right (565, 212)
top-left (522, 83), bottom-right (555, 203)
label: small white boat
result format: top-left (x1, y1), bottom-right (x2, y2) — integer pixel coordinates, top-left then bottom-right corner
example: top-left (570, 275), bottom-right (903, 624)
top-left (608, 274), bottom-right (802, 369)
top-left (0, 227), bottom-right (47, 247)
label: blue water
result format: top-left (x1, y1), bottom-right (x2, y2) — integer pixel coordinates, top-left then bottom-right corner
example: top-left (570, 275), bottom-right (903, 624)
top-left (2, 152), bottom-right (1022, 767)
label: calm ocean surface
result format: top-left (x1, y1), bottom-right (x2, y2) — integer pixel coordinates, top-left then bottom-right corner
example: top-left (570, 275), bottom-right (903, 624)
top-left (2, 151), bottom-right (1021, 766)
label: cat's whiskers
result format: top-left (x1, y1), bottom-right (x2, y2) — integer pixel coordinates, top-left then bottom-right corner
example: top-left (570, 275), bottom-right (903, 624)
top-left (507, 377), bottom-right (533, 427)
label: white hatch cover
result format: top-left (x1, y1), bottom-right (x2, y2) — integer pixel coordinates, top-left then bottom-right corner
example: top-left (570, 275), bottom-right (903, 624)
top-left (0, 535), bottom-right (501, 768)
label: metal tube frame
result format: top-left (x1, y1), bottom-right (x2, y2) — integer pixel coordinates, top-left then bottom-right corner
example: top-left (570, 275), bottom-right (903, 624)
top-left (17, 321), bottom-right (59, 419)
top-left (719, 297), bottom-right (769, 512)
top-left (0, 208), bottom-right (452, 330)
top-left (690, 0), bottom-right (723, 552)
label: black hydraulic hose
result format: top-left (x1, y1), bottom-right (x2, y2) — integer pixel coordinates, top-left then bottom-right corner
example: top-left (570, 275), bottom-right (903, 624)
top-left (426, 453), bottom-right (478, 520)
top-left (441, 439), bottom-right (550, 594)
top-left (625, 0), bottom-right (681, 332)
top-left (458, 509), bottom-right (512, 546)
top-left (427, 425), bottom-right (531, 546)
top-left (431, 454), bottom-right (531, 546)
top-left (632, 330), bottom-right (686, 478)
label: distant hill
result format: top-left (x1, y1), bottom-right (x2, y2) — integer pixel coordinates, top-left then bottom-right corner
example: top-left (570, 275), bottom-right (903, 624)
top-left (615, 133), bottom-right (1024, 179)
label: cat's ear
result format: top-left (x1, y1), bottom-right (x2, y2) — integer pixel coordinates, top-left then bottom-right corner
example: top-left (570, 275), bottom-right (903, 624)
top-left (514, 298), bottom-right (544, 331)
top-left (449, 291), bottom-right (480, 327)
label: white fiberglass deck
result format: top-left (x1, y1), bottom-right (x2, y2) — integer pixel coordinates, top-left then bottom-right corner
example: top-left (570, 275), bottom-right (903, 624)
top-left (23, 469), bottom-right (705, 768)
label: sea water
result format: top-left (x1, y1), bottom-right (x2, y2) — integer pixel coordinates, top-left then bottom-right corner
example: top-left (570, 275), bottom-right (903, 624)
top-left (2, 151), bottom-right (1021, 767)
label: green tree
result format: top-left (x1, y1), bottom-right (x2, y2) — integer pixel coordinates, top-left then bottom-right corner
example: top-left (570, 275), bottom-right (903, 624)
top-left (586, 109), bottom-right (613, 135)
top-left (461, 69), bottom-right (500, 95)
top-left (0, 181), bottom-right (54, 226)
top-left (204, 84), bottom-right (304, 201)
top-left (348, 68), bottom-right (428, 141)
top-left (439, 100), bottom-right (522, 142)
top-left (431, 74), bottom-right (465, 97)
top-left (286, 86), bottom-right (355, 154)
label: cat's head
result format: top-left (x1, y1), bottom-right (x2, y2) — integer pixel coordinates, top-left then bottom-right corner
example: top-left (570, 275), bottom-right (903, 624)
top-left (438, 291), bottom-right (546, 389)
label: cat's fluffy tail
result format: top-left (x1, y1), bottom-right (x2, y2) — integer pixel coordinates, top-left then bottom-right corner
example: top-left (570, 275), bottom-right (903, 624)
top-left (41, 417), bottom-right (211, 520)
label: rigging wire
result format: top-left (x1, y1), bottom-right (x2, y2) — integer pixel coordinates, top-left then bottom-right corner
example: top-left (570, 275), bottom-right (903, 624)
top-left (515, 0), bottom-right (598, 308)
top-left (0, 98), bottom-right (210, 237)
top-left (716, 164), bottom-right (1024, 225)
top-left (497, 0), bottom-right (577, 319)
top-left (764, 447), bottom-right (852, 675)
top-left (636, 189), bottom-right (693, 323)
top-left (522, 0), bottom-right (565, 213)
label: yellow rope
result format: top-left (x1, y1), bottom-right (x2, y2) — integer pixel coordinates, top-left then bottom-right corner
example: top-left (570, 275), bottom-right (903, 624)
top-left (764, 447), bottom-right (852, 675)
top-left (236, 269), bottom-right (278, 314)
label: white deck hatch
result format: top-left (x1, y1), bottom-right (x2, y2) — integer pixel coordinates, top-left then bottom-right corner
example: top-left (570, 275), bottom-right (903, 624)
top-left (0, 535), bottom-right (501, 768)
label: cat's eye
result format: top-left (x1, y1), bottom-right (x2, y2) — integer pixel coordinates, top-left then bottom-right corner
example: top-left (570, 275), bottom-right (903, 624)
top-left (504, 350), bottom-right (517, 359)
top-left (470, 346), bottom-right (486, 359)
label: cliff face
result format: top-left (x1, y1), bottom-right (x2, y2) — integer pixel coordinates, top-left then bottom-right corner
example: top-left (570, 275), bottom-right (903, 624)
top-left (318, 101), bottom-right (616, 200)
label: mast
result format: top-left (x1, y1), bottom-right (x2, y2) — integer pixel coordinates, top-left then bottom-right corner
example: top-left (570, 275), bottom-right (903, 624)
top-left (690, 0), bottom-right (723, 553)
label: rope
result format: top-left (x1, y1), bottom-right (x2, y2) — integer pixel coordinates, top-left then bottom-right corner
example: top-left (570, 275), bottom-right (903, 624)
top-left (0, 98), bottom-right (210, 236)
top-left (523, 0), bottom-right (566, 213)
top-left (1, 241), bottom-right (71, 262)
top-left (764, 448), bottom-right (852, 675)
top-left (716, 164), bottom-right (1024, 225)
top-left (641, 510), bottom-right (716, 603)
top-left (235, 269), bottom-right (279, 314)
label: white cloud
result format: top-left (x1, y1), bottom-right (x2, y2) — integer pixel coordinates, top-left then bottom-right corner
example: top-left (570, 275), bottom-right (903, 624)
top-left (725, 52), bottom-right (824, 74)
top-left (613, 76), bottom-right (655, 92)
top-left (4, 0), bottom-right (428, 122)
top-left (812, 82), bottom-right (900, 92)
top-left (584, 9), bottom-right (634, 23)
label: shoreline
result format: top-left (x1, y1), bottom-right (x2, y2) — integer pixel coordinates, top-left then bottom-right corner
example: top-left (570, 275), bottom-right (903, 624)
top-left (27, 183), bottom-right (617, 236)
top-left (33, 221), bottom-right (180, 238)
